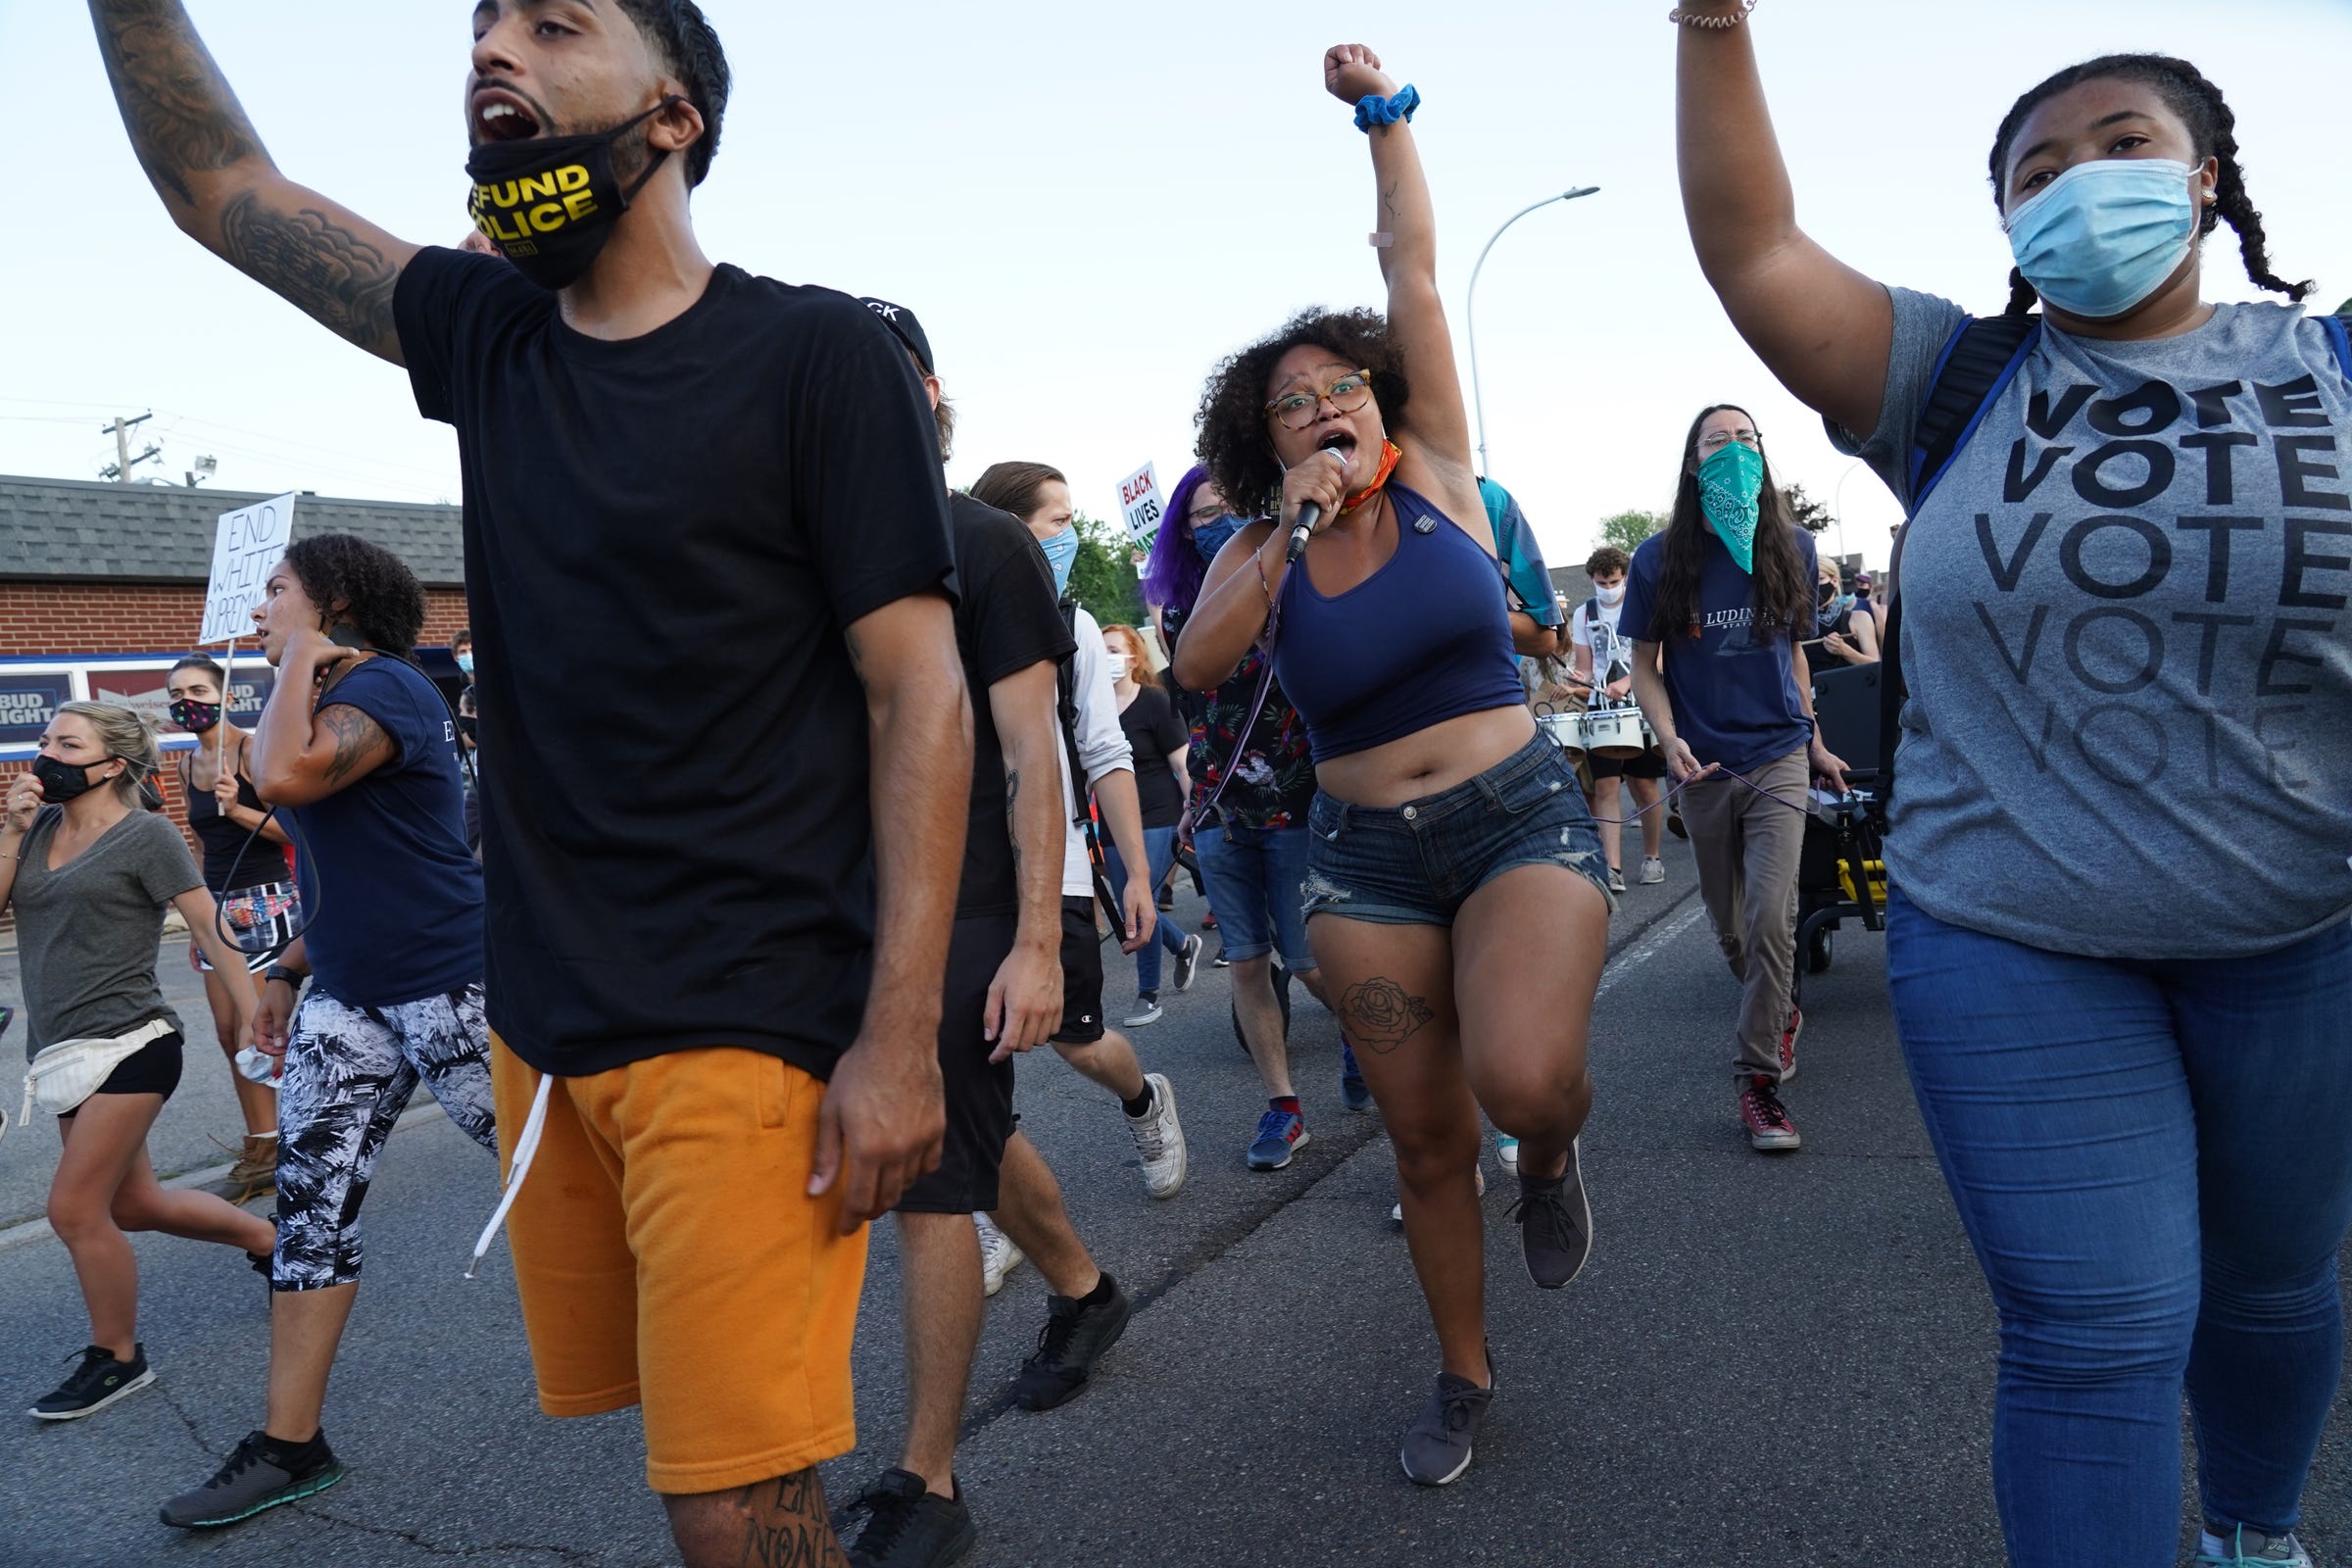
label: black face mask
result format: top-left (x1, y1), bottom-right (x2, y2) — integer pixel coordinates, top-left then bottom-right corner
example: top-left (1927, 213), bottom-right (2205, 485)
top-left (457, 715), bottom-right (478, 744)
top-left (32, 754), bottom-right (111, 805)
top-left (465, 96), bottom-right (683, 291)
top-left (169, 698), bottom-right (222, 733)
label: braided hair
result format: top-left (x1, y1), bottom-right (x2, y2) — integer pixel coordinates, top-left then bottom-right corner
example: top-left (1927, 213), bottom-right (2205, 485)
top-left (1988, 54), bottom-right (2312, 317)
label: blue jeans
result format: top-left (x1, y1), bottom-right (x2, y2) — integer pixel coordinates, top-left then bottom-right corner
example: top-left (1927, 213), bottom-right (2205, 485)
top-left (1886, 885), bottom-right (2352, 1564)
top-left (1194, 819), bottom-right (1316, 973)
top-left (1102, 826), bottom-right (1189, 993)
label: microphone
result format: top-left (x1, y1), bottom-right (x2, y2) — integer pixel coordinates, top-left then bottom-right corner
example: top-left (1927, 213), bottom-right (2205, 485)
top-left (1286, 447), bottom-right (1351, 564)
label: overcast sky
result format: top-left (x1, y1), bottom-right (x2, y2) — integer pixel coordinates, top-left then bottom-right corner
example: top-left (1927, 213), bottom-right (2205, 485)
top-left (4, 0), bottom-right (2345, 571)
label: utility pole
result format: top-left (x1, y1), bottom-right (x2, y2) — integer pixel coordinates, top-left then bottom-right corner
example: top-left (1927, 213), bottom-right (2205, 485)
top-left (100, 412), bottom-right (161, 483)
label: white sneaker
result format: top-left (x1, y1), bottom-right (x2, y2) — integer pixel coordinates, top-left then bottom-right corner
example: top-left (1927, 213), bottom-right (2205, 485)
top-left (1496, 1136), bottom-right (1520, 1170)
top-left (1638, 857), bottom-right (1666, 885)
top-left (1393, 1165), bottom-right (1485, 1225)
top-left (1126, 1072), bottom-right (1188, 1199)
top-left (974, 1213), bottom-right (1023, 1298)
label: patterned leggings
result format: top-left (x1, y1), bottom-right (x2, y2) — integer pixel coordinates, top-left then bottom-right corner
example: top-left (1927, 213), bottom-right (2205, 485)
top-left (272, 982), bottom-right (498, 1291)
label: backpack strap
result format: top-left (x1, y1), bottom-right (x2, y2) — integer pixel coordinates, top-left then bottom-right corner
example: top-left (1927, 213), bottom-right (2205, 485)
top-left (1054, 598), bottom-right (1124, 915)
top-left (2322, 312), bottom-right (2352, 385)
top-left (1906, 313), bottom-right (2041, 513)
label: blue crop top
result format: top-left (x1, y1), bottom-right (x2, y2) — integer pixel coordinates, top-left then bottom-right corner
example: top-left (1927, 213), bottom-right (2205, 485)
top-left (1272, 481), bottom-right (1528, 763)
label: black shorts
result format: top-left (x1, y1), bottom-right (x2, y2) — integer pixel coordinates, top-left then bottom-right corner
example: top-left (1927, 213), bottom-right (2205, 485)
top-left (87, 1032), bottom-right (185, 1102)
top-left (896, 912), bottom-right (1019, 1215)
top-left (1052, 896), bottom-right (1107, 1046)
top-left (1589, 749), bottom-right (1668, 782)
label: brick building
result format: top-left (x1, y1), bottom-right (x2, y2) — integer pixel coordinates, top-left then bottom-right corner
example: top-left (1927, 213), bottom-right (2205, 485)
top-left (0, 473), bottom-right (466, 838)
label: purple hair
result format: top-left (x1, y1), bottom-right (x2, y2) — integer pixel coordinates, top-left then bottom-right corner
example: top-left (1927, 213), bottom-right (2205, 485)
top-left (1140, 463), bottom-right (1215, 616)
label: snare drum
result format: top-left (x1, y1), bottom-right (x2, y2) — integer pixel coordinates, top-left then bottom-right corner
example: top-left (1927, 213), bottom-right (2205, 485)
top-left (1578, 706), bottom-right (1648, 760)
top-left (1539, 711), bottom-right (1587, 760)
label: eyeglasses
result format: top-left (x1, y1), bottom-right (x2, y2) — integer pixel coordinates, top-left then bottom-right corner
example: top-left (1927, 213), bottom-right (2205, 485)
top-left (1697, 428), bottom-right (1762, 453)
top-left (1187, 502), bottom-right (1231, 527)
top-left (1265, 370), bottom-right (1375, 431)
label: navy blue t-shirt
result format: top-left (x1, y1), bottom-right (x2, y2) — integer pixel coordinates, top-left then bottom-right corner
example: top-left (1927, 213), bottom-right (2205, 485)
top-left (1619, 526), bottom-right (1818, 773)
top-left (284, 658), bottom-right (484, 1007)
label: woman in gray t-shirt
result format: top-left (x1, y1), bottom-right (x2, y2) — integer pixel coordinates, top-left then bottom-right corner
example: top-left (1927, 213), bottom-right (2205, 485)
top-left (2, 702), bottom-right (276, 1421)
top-left (1680, 15), bottom-right (2350, 1567)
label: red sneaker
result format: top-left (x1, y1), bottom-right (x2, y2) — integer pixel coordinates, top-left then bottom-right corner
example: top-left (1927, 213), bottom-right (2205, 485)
top-left (1740, 1075), bottom-right (1801, 1152)
top-left (1779, 1008), bottom-right (1803, 1082)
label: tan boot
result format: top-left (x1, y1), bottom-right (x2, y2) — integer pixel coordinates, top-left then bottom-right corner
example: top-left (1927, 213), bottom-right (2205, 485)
top-left (225, 1133), bottom-right (278, 1203)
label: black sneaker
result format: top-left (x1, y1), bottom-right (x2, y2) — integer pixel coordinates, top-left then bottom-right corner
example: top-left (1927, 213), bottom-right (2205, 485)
top-left (844, 1468), bottom-right (977, 1568)
top-left (1506, 1139), bottom-right (1593, 1290)
top-left (1013, 1278), bottom-right (1132, 1410)
top-left (1172, 933), bottom-right (1202, 992)
top-left (1398, 1359), bottom-right (1495, 1487)
top-left (160, 1429), bottom-right (344, 1529)
top-left (29, 1344), bottom-right (153, 1421)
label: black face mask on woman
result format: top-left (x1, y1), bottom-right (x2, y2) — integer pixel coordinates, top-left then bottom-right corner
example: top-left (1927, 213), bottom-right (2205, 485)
top-left (465, 96), bottom-right (684, 291)
top-left (31, 754), bottom-right (113, 805)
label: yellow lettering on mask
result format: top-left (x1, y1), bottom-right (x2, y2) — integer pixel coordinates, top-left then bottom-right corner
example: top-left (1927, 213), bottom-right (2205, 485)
top-left (518, 172), bottom-right (560, 202)
top-left (556, 164), bottom-right (591, 193)
top-left (563, 190), bottom-right (598, 221)
top-left (488, 211), bottom-right (531, 243)
top-left (527, 202), bottom-right (565, 233)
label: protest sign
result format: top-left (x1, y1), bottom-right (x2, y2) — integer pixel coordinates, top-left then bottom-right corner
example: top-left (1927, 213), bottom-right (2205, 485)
top-left (199, 493), bottom-right (297, 645)
top-left (1117, 463), bottom-right (1164, 552)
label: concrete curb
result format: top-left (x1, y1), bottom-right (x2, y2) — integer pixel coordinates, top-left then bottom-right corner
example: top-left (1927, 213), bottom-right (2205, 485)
top-left (0, 1100), bottom-right (449, 1256)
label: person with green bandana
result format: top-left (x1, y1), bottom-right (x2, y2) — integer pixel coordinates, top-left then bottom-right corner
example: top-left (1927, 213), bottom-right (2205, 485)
top-left (1620, 403), bottom-right (1847, 1153)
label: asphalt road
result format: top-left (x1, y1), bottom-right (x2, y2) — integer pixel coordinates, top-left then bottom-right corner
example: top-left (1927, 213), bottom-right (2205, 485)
top-left (5, 823), bottom-right (2348, 1568)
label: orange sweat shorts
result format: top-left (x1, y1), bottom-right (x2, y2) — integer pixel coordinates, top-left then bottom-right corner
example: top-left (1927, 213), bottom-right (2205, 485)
top-left (489, 1037), bottom-right (868, 1494)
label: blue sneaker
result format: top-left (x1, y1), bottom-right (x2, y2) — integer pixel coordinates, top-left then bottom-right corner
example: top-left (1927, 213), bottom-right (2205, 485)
top-left (1247, 1104), bottom-right (1310, 1171)
top-left (2198, 1526), bottom-right (2314, 1566)
top-left (1340, 1041), bottom-right (1374, 1111)
top-left (1495, 1135), bottom-right (1520, 1170)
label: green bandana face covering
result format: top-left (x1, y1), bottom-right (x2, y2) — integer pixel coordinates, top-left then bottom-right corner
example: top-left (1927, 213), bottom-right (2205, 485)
top-left (1697, 441), bottom-right (1764, 574)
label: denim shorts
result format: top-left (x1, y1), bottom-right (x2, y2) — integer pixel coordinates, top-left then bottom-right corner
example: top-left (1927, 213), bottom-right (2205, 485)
top-left (1302, 732), bottom-right (1615, 928)
top-left (1195, 820), bottom-right (1317, 972)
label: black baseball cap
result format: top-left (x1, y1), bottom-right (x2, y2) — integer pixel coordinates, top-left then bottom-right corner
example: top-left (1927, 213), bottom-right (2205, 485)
top-left (858, 297), bottom-right (933, 375)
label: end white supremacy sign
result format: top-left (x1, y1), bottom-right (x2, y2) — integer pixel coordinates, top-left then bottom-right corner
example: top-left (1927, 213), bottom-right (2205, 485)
top-left (199, 493), bottom-right (298, 645)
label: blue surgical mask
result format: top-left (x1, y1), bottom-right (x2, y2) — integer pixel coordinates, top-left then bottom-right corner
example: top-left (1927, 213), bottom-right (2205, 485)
top-left (1039, 525), bottom-right (1080, 596)
top-left (2004, 158), bottom-right (2198, 320)
top-left (1192, 514), bottom-right (1242, 564)
top-left (455, 652), bottom-right (474, 675)
top-left (1697, 441), bottom-right (1764, 574)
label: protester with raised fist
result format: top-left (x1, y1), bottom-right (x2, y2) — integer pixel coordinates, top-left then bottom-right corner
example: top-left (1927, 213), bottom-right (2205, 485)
top-left (91, 5), bottom-right (966, 1556)
top-left (1678, 6), bottom-right (2352, 1562)
top-left (1174, 43), bottom-right (1612, 1489)
top-left (3, 701), bottom-right (278, 1424)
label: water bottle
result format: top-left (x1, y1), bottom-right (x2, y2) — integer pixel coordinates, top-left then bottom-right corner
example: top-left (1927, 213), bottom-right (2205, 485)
top-left (234, 1047), bottom-right (281, 1087)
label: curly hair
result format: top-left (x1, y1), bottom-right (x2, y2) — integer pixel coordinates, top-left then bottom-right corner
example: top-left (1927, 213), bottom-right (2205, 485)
top-left (614, 0), bottom-right (729, 188)
top-left (1195, 307), bottom-right (1409, 521)
top-left (1988, 54), bottom-right (2310, 316)
top-left (282, 533), bottom-right (428, 656)
top-left (1642, 406), bottom-right (1814, 647)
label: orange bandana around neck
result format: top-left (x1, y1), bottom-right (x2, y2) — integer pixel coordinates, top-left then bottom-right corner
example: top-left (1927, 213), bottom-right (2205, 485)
top-left (1338, 440), bottom-right (1403, 514)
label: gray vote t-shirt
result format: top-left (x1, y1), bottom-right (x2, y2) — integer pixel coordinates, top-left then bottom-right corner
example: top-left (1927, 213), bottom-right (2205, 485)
top-left (11, 806), bottom-right (199, 1055)
top-left (1837, 287), bottom-right (2352, 959)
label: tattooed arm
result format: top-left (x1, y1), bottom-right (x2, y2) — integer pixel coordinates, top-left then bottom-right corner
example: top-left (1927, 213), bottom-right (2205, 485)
top-left (249, 636), bottom-right (397, 807)
top-left (983, 661), bottom-right (1065, 1062)
top-left (89, 0), bottom-right (416, 363)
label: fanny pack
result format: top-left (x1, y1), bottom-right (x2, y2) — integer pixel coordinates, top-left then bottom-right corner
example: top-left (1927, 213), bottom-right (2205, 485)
top-left (220, 879), bottom-right (303, 956)
top-left (1, 1018), bottom-right (175, 1148)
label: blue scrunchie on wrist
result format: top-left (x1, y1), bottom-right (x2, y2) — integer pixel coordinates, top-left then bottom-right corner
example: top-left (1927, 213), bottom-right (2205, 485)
top-left (1353, 83), bottom-right (1420, 132)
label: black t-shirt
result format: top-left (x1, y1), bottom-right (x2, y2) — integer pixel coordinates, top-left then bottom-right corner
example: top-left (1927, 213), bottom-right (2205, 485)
top-left (1118, 684), bottom-right (1188, 829)
top-left (394, 249), bottom-right (956, 1079)
top-left (948, 493), bottom-right (1076, 918)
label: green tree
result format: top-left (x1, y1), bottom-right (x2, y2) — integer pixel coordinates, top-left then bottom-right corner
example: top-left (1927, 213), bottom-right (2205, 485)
top-left (1781, 481), bottom-right (1834, 535)
top-left (1066, 512), bottom-right (1145, 628)
top-left (1595, 509), bottom-right (1668, 556)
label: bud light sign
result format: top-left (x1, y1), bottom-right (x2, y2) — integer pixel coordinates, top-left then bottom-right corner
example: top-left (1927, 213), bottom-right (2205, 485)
top-left (0, 674), bottom-right (72, 747)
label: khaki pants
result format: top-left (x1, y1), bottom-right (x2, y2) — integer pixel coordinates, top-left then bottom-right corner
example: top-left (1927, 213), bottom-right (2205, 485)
top-left (1679, 747), bottom-right (1809, 1080)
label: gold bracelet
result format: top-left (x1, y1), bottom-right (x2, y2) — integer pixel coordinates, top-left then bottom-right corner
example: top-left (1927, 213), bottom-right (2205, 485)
top-left (1669, 1), bottom-right (1756, 27)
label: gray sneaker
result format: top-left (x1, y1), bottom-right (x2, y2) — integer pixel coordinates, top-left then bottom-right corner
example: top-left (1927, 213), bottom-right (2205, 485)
top-left (2198, 1525), bottom-right (2315, 1566)
top-left (1399, 1364), bottom-right (1495, 1487)
top-left (1506, 1139), bottom-right (1593, 1290)
top-left (160, 1429), bottom-right (345, 1530)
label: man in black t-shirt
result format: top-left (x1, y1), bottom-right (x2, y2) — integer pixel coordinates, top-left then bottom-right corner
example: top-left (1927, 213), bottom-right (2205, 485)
top-left (844, 302), bottom-right (1158, 1566)
top-left (96, 8), bottom-right (969, 1561)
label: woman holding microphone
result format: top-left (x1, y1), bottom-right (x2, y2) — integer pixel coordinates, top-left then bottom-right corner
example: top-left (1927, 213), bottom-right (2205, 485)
top-left (1174, 43), bottom-right (1613, 1488)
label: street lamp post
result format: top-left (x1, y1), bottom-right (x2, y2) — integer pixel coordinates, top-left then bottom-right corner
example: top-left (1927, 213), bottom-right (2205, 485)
top-left (1468, 186), bottom-right (1599, 477)
top-left (1831, 459), bottom-right (1873, 574)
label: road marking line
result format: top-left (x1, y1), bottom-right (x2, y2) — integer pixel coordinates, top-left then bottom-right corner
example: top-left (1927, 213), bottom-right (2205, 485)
top-left (1593, 902), bottom-right (1709, 1003)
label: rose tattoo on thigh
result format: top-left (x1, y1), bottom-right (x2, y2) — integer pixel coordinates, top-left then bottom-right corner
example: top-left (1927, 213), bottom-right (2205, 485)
top-left (1342, 977), bottom-right (1436, 1054)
